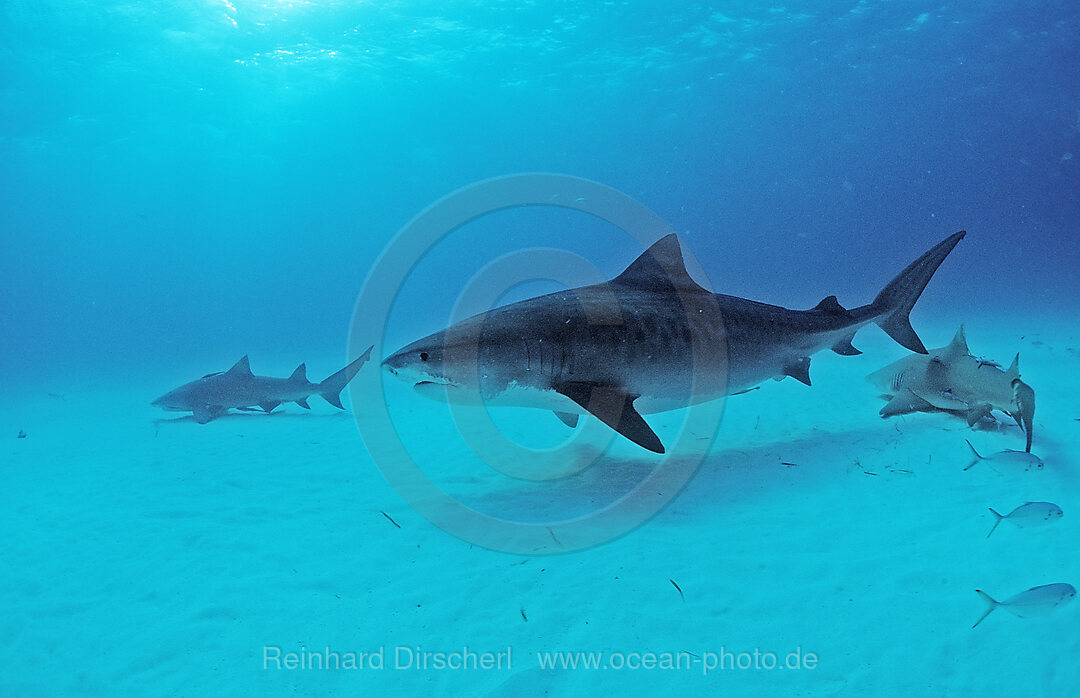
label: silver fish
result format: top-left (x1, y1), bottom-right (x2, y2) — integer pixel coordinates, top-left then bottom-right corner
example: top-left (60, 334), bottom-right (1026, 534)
top-left (964, 440), bottom-right (1043, 472)
top-left (986, 501), bottom-right (1063, 537)
top-left (972, 583), bottom-right (1076, 627)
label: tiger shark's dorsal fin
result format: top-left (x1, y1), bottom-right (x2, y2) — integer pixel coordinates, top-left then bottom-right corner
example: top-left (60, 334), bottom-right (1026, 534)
top-left (1005, 353), bottom-right (1020, 381)
top-left (289, 363), bottom-right (307, 383)
top-left (613, 234), bottom-right (708, 293)
top-left (944, 325), bottom-right (969, 358)
top-left (226, 356), bottom-right (253, 377)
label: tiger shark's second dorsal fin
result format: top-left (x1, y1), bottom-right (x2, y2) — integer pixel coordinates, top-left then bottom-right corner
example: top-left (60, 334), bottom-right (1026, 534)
top-left (811, 295), bottom-right (850, 316)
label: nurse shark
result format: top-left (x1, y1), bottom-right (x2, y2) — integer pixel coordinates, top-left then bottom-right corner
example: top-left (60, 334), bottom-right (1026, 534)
top-left (867, 326), bottom-right (1036, 451)
top-left (153, 347), bottom-right (373, 423)
top-left (383, 232), bottom-right (965, 453)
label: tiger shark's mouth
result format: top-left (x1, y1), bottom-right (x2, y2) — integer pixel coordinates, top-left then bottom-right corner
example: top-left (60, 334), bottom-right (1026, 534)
top-left (415, 378), bottom-right (456, 388)
top-left (412, 378), bottom-right (464, 402)
top-left (382, 361), bottom-right (455, 388)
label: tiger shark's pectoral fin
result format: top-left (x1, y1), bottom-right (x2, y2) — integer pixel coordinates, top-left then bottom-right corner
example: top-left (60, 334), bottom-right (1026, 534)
top-left (555, 382), bottom-right (664, 453)
top-left (879, 388), bottom-right (932, 417)
top-left (966, 402), bottom-right (993, 427)
top-left (553, 411), bottom-right (579, 428)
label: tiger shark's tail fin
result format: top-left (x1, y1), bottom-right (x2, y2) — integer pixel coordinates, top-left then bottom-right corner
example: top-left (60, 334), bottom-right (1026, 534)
top-left (318, 345), bottom-right (373, 409)
top-left (870, 231), bottom-right (966, 354)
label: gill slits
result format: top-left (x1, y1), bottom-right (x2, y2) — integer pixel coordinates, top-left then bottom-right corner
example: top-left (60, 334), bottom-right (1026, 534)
top-left (522, 337), bottom-right (569, 381)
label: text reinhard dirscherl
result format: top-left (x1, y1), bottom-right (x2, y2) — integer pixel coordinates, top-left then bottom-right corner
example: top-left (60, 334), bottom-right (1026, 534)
top-left (262, 646), bottom-right (819, 675)
top-left (264, 646), bottom-right (511, 671)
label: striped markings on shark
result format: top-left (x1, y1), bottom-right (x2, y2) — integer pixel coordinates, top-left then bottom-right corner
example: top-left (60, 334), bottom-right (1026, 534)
top-left (972, 583), bottom-right (1076, 628)
top-left (383, 232), bottom-right (966, 453)
top-left (152, 346), bottom-right (374, 423)
top-left (867, 325), bottom-right (1037, 451)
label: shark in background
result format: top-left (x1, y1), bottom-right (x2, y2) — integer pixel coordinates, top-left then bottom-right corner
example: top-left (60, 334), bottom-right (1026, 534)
top-left (153, 347), bottom-right (373, 423)
top-left (867, 326), bottom-right (1036, 451)
top-left (383, 232), bottom-right (965, 453)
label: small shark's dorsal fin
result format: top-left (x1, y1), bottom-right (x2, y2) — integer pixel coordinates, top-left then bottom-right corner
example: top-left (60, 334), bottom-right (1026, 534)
top-left (1005, 353), bottom-right (1020, 380)
top-left (290, 363), bottom-right (307, 383)
top-left (944, 325), bottom-right (969, 358)
top-left (226, 356), bottom-right (253, 377)
top-left (613, 234), bottom-right (706, 292)
top-left (811, 295), bottom-right (849, 316)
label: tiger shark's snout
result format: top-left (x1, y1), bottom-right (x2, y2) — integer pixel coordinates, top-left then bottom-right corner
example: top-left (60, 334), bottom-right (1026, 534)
top-left (382, 340), bottom-right (459, 394)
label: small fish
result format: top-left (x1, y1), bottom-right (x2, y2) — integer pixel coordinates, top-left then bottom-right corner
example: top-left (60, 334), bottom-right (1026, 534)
top-left (964, 440), bottom-right (1043, 472)
top-left (972, 583), bottom-right (1076, 627)
top-left (986, 501), bottom-right (1063, 537)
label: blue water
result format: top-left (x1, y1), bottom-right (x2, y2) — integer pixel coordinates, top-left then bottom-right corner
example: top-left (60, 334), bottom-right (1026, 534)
top-left (3, 1), bottom-right (1079, 695)
top-left (3, 0), bottom-right (1078, 380)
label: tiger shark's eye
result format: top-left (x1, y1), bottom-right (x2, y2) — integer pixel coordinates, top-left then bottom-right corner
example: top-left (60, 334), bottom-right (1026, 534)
top-left (420, 352), bottom-right (429, 362)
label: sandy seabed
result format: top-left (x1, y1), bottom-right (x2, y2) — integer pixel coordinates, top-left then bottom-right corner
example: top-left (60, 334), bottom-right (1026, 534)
top-left (2, 317), bottom-right (1078, 696)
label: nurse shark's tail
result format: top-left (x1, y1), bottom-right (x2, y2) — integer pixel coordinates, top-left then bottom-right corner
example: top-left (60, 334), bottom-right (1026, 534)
top-left (318, 345), bottom-right (373, 409)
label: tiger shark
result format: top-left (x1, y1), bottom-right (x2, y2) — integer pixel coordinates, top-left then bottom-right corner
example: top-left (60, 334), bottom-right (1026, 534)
top-left (866, 326), bottom-right (1036, 451)
top-left (152, 347), bottom-right (373, 423)
top-left (383, 232), bottom-right (965, 453)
